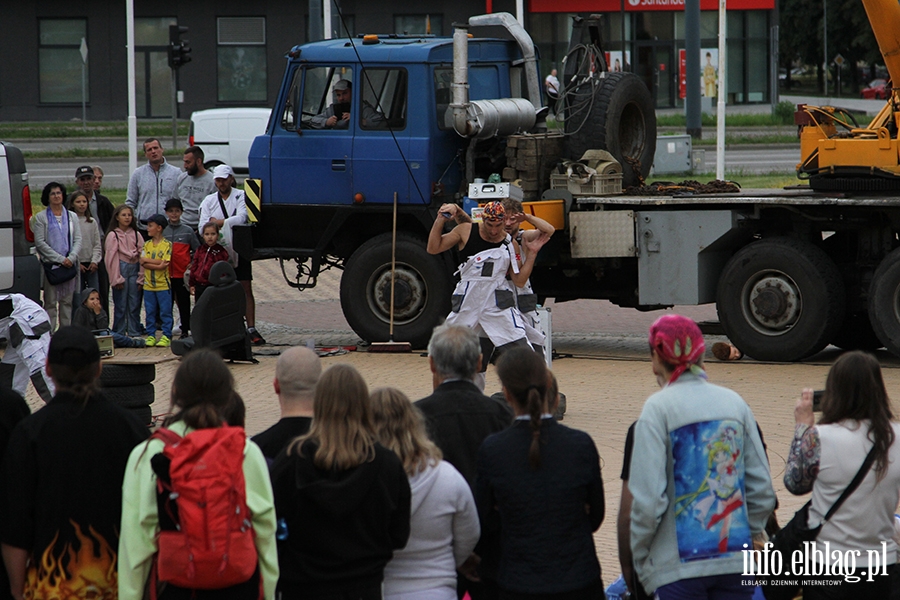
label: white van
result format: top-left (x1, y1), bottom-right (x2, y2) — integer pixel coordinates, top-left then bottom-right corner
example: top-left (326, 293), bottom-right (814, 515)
top-left (188, 108), bottom-right (272, 174)
top-left (0, 143), bottom-right (42, 302)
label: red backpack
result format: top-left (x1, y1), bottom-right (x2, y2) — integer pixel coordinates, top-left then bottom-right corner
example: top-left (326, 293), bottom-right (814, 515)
top-left (150, 426), bottom-right (258, 593)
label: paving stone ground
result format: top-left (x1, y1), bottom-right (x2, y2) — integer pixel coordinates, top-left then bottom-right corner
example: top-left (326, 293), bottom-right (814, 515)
top-left (20, 258), bottom-right (900, 584)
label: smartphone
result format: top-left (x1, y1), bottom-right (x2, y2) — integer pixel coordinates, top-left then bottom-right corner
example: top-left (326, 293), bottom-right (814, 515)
top-left (812, 390), bottom-right (824, 411)
top-left (440, 212), bottom-right (453, 219)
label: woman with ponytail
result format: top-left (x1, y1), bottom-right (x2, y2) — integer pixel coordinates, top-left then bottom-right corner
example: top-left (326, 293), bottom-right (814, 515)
top-left (118, 349), bottom-right (279, 600)
top-left (474, 346), bottom-right (605, 599)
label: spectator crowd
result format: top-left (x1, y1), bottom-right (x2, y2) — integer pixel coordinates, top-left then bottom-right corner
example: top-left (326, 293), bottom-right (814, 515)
top-left (6, 151), bottom-right (900, 600)
top-left (33, 138), bottom-right (266, 351)
top-left (0, 313), bottom-right (894, 600)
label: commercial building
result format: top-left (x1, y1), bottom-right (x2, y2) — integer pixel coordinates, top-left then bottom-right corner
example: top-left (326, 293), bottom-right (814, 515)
top-left (0, 0), bottom-right (775, 122)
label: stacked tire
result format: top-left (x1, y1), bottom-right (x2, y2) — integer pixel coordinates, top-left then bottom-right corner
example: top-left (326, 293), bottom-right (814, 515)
top-left (99, 364), bottom-right (155, 426)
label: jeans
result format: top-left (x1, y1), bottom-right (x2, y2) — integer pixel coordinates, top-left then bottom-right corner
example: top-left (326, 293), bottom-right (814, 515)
top-left (112, 261), bottom-right (142, 335)
top-left (80, 265), bottom-right (100, 296)
top-left (144, 288), bottom-right (173, 338)
top-left (171, 278), bottom-right (191, 335)
top-left (655, 574), bottom-right (754, 600)
top-left (95, 329), bottom-right (144, 348)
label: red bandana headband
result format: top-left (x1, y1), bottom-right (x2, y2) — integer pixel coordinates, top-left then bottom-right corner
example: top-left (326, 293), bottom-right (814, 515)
top-left (648, 314), bottom-right (707, 384)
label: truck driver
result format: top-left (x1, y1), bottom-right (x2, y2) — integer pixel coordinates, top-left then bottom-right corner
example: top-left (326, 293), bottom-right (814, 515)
top-left (310, 79), bottom-right (386, 129)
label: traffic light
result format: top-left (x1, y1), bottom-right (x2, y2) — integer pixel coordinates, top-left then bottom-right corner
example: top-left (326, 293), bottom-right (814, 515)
top-left (168, 25), bottom-right (192, 69)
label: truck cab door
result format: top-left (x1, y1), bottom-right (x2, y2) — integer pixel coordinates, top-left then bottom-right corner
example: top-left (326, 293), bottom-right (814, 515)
top-left (270, 65), bottom-right (354, 205)
top-left (351, 68), bottom-right (413, 204)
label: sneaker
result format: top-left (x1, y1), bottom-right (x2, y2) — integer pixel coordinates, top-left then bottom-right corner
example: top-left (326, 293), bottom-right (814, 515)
top-left (247, 327), bottom-right (266, 346)
top-left (156, 335), bottom-right (171, 348)
top-left (131, 337), bottom-right (147, 348)
top-left (145, 336), bottom-right (157, 347)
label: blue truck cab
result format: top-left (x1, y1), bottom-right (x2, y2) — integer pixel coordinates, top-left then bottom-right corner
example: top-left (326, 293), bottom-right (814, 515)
top-left (244, 33), bottom-right (526, 346)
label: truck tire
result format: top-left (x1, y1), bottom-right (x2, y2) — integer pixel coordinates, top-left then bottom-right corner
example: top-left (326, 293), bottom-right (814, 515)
top-left (99, 364), bottom-right (155, 387)
top-left (563, 72), bottom-right (656, 188)
top-left (716, 238), bottom-right (845, 361)
top-left (340, 234), bottom-right (452, 349)
top-left (867, 249), bottom-right (900, 356)
top-left (102, 383), bottom-right (155, 408)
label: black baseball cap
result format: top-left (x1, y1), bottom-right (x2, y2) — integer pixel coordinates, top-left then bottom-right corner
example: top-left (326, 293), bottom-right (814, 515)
top-left (75, 166), bottom-right (94, 179)
top-left (48, 326), bottom-right (100, 368)
top-left (165, 198), bottom-right (183, 211)
top-left (146, 214), bottom-right (168, 228)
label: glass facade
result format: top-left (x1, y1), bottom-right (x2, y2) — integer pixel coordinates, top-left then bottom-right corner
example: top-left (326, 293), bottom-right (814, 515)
top-left (529, 9), bottom-right (773, 108)
top-left (218, 17), bottom-right (267, 103)
top-left (135, 17), bottom-right (176, 118)
top-left (39, 19), bottom-right (88, 104)
top-left (394, 15), bottom-right (443, 36)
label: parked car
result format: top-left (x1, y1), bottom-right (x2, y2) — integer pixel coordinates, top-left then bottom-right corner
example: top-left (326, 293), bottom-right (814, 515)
top-left (861, 78), bottom-right (889, 99)
top-left (188, 108), bottom-right (272, 174)
top-left (0, 143), bottom-right (43, 302)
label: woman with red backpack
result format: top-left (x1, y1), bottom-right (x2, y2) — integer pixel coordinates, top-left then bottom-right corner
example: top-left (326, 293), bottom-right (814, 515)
top-left (118, 349), bottom-right (278, 600)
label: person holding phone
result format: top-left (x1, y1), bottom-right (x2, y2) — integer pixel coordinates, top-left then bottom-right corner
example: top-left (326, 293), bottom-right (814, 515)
top-left (310, 79), bottom-right (385, 130)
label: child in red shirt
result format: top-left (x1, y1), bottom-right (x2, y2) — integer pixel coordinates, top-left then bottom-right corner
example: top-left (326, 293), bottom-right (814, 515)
top-left (188, 222), bottom-right (229, 301)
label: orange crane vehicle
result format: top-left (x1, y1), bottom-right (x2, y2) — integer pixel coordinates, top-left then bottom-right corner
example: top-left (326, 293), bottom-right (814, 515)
top-left (796, 0), bottom-right (900, 190)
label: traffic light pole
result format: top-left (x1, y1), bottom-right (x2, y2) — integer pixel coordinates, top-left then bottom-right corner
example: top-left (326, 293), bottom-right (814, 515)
top-left (171, 68), bottom-right (178, 149)
top-left (167, 24), bottom-right (191, 152)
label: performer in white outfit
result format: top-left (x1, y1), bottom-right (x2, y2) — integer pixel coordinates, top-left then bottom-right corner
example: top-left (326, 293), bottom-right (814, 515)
top-left (427, 201), bottom-right (549, 387)
top-left (0, 294), bottom-right (54, 402)
top-left (502, 198), bottom-right (556, 353)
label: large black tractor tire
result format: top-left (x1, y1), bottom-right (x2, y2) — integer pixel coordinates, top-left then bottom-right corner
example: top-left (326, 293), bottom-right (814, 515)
top-left (867, 248), bottom-right (900, 356)
top-left (340, 234), bottom-right (452, 349)
top-left (563, 72), bottom-right (656, 188)
top-left (716, 238), bottom-right (845, 361)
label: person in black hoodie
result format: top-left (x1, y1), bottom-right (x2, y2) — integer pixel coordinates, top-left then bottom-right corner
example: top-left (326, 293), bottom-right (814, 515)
top-left (270, 363), bottom-right (411, 600)
top-left (71, 288), bottom-right (146, 347)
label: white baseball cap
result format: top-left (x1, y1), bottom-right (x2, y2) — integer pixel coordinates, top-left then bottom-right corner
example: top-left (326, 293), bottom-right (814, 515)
top-left (213, 165), bottom-right (234, 180)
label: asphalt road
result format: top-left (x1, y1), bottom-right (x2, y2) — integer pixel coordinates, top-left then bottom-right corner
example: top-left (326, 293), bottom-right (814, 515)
top-left (25, 145), bottom-right (802, 191)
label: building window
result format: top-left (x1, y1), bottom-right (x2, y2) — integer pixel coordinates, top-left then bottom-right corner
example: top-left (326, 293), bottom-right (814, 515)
top-left (307, 14), bottom-right (355, 40)
top-left (394, 14), bottom-right (442, 36)
top-left (217, 17), bottom-right (267, 103)
top-left (39, 19), bottom-right (88, 104)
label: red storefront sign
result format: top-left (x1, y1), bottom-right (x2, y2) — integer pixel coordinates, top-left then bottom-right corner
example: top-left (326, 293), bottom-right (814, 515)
top-left (679, 48), bottom-right (687, 99)
top-left (530, 0), bottom-right (773, 11)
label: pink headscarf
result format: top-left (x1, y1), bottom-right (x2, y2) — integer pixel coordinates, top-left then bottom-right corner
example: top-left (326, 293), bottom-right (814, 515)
top-left (648, 314), bottom-right (707, 384)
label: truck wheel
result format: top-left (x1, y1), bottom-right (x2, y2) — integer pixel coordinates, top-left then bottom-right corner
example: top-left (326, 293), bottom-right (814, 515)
top-left (867, 249), bottom-right (900, 356)
top-left (716, 238), bottom-right (845, 361)
top-left (563, 72), bottom-right (656, 188)
top-left (340, 234), bottom-right (452, 349)
top-left (99, 364), bottom-right (155, 387)
top-left (832, 310), bottom-right (882, 351)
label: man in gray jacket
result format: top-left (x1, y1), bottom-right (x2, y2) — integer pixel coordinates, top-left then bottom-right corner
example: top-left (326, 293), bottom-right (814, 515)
top-left (126, 138), bottom-right (180, 235)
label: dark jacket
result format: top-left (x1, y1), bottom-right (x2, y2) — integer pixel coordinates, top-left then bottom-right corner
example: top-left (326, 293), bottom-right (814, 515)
top-left (72, 288), bottom-right (108, 331)
top-left (415, 379), bottom-right (512, 488)
top-left (270, 440), bottom-right (410, 597)
top-left (96, 193), bottom-right (115, 235)
top-left (476, 419), bottom-right (604, 594)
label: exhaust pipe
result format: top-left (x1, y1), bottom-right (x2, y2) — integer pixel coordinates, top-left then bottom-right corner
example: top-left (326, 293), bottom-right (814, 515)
top-left (468, 12), bottom-right (542, 111)
top-left (450, 14), bottom-right (539, 138)
top-left (451, 24), bottom-right (471, 136)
